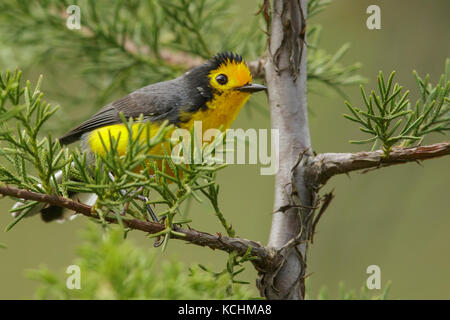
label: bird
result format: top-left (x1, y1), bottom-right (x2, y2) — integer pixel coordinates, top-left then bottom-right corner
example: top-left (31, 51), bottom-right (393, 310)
top-left (11, 52), bottom-right (266, 222)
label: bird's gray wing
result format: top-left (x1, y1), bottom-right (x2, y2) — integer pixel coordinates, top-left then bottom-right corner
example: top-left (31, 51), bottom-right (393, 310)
top-left (58, 82), bottom-right (182, 145)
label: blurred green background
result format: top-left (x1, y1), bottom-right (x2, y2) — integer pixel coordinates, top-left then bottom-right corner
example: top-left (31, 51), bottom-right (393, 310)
top-left (0, 0), bottom-right (449, 299)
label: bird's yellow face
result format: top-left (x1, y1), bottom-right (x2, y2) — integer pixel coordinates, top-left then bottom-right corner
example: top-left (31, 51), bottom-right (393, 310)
top-left (208, 58), bottom-right (253, 92)
top-left (183, 56), bottom-right (265, 131)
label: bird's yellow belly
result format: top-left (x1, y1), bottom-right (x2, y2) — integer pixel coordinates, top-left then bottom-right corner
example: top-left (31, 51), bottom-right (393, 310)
top-left (87, 123), bottom-right (157, 157)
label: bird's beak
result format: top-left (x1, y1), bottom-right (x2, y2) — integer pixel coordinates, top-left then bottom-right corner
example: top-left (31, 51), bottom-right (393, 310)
top-left (235, 83), bottom-right (267, 93)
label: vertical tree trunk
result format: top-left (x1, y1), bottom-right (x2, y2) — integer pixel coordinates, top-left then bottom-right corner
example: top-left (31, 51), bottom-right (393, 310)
top-left (258, 0), bottom-right (316, 300)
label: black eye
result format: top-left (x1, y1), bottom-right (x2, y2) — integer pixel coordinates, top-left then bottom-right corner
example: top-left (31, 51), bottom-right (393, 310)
top-left (215, 74), bottom-right (228, 85)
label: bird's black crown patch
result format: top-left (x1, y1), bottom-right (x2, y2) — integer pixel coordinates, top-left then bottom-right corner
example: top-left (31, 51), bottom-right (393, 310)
top-left (208, 52), bottom-right (244, 70)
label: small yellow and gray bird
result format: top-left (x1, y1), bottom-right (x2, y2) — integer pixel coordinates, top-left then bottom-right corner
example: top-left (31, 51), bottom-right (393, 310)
top-left (12, 52), bottom-right (266, 222)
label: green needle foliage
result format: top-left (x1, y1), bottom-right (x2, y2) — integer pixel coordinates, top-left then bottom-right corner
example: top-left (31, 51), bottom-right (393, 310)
top-left (0, 0), bottom-right (266, 106)
top-left (306, 0), bottom-right (366, 97)
top-left (344, 59), bottom-right (449, 156)
top-left (0, 0), bottom-right (362, 111)
top-left (407, 60), bottom-right (450, 143)
top-left (198, 246), bottom-right (258, 296)
top-left (0, 69), bottom-right (66, 195)
top-left (27, 224), bottom-right (256, 299)
top-left (307, 0), bottom-right (331, 18)
top-left (307, 25), bottom-right (366, 97)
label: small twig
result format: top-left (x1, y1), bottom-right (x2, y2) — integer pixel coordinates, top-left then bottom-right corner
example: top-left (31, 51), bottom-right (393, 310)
top-left (310, 190), bottom-right (334, 243)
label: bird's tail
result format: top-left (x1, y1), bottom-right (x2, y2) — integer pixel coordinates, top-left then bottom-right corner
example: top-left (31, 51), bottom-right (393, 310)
top-left (10, 169), bottom-right (97, 223)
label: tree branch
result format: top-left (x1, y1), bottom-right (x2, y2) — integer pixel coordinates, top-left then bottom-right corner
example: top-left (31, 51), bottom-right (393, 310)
top-left (308, 142), bottom-right (450, 186)
top-left (0, 184), bottom-right (279, 273)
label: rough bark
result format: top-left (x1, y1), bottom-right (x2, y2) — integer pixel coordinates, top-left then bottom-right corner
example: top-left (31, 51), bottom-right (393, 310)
top-left (257, 0), bottom-right (314, 300)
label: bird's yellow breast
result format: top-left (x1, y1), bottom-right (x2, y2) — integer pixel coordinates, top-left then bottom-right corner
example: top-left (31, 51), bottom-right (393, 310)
top-left (180, 90), bottom-right (250, 131)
